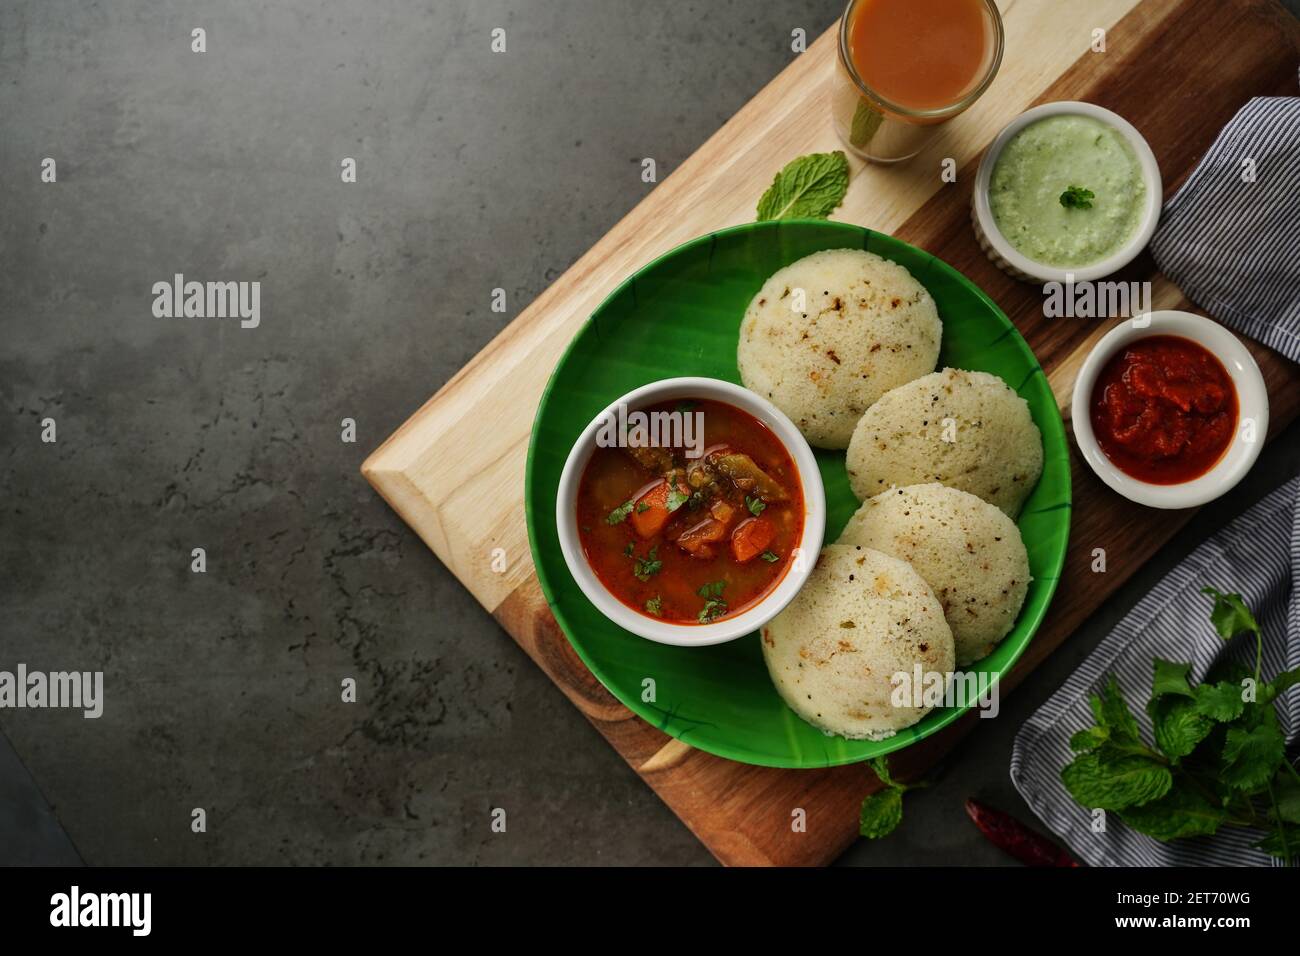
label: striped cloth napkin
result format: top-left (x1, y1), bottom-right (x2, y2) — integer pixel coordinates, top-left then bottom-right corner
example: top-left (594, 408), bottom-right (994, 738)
top-left (1149, 89), bottom-right (1300, 361)
top-left (1011, 87), bottom-right (1300, 866)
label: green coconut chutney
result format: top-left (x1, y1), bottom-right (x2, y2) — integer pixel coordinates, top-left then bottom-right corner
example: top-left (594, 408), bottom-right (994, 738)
top-left (989, 114), bottom-right (1146, 268)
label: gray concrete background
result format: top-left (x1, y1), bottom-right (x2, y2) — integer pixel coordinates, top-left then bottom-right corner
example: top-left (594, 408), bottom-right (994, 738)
top-left (1, 0), bottom-right (1296, 866)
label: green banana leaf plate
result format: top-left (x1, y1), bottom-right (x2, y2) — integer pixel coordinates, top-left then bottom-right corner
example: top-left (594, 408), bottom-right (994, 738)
top-left (525, 219), bottom-right (1071, 768)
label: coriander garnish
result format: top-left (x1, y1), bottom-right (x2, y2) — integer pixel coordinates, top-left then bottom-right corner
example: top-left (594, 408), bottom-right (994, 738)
top-left (606, 500), bottom-right (635, 525)
top-left (633, 546), bottom-right (662, 582)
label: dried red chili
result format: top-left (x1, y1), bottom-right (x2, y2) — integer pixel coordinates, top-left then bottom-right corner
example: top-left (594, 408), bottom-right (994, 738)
top-left (965, 798), bottom-right (1079, 867)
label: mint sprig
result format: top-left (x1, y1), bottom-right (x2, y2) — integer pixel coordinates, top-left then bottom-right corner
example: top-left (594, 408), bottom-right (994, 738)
top-left (1060, 589), bottom-right (1300, 862)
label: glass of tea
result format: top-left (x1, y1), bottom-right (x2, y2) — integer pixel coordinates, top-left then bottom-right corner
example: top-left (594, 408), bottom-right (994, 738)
top-left (832, 0), bottom-right (1005, 163)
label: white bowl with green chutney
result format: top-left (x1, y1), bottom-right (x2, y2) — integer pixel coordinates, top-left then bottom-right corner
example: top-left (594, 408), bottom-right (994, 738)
top-left (972, 102), bottom-right (1162, 283)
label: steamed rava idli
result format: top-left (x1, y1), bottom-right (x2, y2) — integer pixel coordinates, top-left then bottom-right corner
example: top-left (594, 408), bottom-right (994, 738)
top-left (761, 544), bottom-right (955, 740)
top-left (845, 367), bottom-right (1043, 516)
top-left (737, 249), bottom-right (941, 449)
top-left (838, 484), bottom-right (1030, 665)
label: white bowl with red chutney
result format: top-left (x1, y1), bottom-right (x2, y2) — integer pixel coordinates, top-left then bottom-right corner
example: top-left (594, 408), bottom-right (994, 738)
top-left (1072, 311), bottom-right (1268, 509)
top-left (556, 377), bottom-right (826, 646)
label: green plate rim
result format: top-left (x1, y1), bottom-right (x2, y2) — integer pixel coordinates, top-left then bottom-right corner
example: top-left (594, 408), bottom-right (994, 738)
top-left (524, 218), bottom-right (1071, 768)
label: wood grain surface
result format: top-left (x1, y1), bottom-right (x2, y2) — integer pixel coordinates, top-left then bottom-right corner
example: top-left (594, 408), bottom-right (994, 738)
top-left (363, 0), bottom-right (1300, 865)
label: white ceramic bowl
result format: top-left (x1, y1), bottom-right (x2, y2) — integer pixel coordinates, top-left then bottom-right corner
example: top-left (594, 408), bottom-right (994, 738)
top-left (1071, 311), bottom-right (1268, 509)
top-left (972, 101), bottom-right (1162, 284)
top-left (555, 377), bottom-right (826, 646)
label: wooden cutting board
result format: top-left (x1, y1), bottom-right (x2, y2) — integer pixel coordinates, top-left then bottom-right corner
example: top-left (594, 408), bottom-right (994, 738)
top-left (363, 0), bottom-right (1300, 865)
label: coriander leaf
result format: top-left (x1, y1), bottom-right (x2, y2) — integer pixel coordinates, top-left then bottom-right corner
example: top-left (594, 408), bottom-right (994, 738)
top-left (635, 501), bottom-right (650, 514)
top-left (756, 151), bottom-right (850, 222)
top-left (1118, 786), bottom-right (1226, 842)
top-left (859, 786), bottom-right (904, 839)
top-left (623, 541), bottom-right (634, 557)
top-left (665, 487), bottom-right (690, 513)
top-left (1148, 694), bottom-right (1214, 762)
top-left (697, 580), bottom-right (726, 600)
top-left (1059, 185), bottom-right (1095, 209)
top-left (760, 550), bottom-right (780, 563)
top-left (698, 598), bottom-right (727, 623)
top-left (1151, 659), bottom-right (1195, 699)
top-left (1220, 722), bottom-right (1285, 792)
top-left (1192, 680), bottom-right (1246, 722)
top-left (1274, 767), bottom-right (1300, 824)
top-left (745, 495), bottom-right (766, 517)
top-left (644, 595), bottom-right (663, 617)
top-left (674, 400), bottom-right (698, 413)
top-left (1253, 824), bottom-right (1300, 862)
top-left (1201, 586), bottom-right (1261, 639)
top-left (1262, 666), bottom-right (1300, 704)
top-left (1069, 726), bottom-right (1109, 753)
top-left (1061, 752), bottom-right (1172, 811)
top-left (606, 500), bottom-right (634, 525)
top-left (633, 546), bottom-right (662, 582)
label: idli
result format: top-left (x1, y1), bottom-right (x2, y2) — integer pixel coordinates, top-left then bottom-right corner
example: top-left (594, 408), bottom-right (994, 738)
top-left (761, 544), bottom-right (955, 740)
top-left (737, 249), bottom-right (941, 449)
top-left (838, 484), bottom-right (1030, 665)
top-left (845, 367), bottom-right (1043, 516)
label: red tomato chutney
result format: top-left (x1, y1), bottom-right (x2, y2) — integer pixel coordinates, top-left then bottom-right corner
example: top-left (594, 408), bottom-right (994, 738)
top-left (576, 399), bottom-right (805, 625)
top-left (1089, 335), bottom-right (1238, 484)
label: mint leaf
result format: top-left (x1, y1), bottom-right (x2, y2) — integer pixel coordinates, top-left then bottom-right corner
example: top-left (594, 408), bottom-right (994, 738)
top-left (1118, 786), bottom-right (1226, 842)
top-left (1069, 726), bottom-right (1109, 753)
top-left (1060, 185), bottom-right (1093, 208)
top-left (756, 151), bottom-right (850, 222)
top-left (1220, 723), bottom-right (1285, 792)
top-left (850, 100), bottom-right (884, 148)
top-left (1093, 677), bottom-right (1142, 747)
top-left (1148, 694), bottom-right (1214, 762)
top-left (606, 500), bottom-right (634, 525)
top-left (1152, 659), bottom-right (1195, 699)
top-left (1193, 680), bottom-right (1246, 722)
top-left (1059, 185), bottom-right (1095, 209)
top-left (1061, 752), bottom-right (1172, 811)
top-left (859, 786), bottom-right (903, 839)
top-left (869, 756), bottom-right (896, 789)
top-left (1201, 586), bottom-right (1260, 639)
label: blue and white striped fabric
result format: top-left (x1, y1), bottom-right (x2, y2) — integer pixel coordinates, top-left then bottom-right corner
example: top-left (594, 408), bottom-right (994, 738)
top-left (1011, 477), bottom-right (1300, 866)
top-left (1149, 87), bottom-right (1300, 361)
